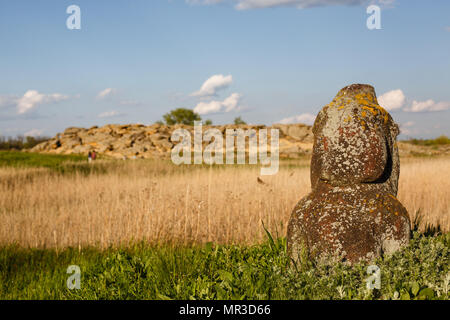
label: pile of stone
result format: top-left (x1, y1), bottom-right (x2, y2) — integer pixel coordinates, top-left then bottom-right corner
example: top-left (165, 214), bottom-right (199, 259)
top-left (30, 123), bottom-right (314, 159)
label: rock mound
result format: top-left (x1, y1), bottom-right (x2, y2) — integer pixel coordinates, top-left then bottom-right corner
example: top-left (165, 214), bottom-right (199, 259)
top-left (30, 123), bottom-right (314, 159)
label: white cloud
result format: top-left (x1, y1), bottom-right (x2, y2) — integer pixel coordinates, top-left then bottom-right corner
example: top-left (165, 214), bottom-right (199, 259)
top-left (98, 110), bottom-right (122, 118)
top-left (187, 0), bottom-right (394, 10)
top-left (399, 128), bottom-right (412, 136)
top-left (236, 0), bottom-right (366, 10)
top-left (278, 113), bottom-right (316, 125)
top-left (404, 100), bottom-right (450, 113)
top-left (401, 121), bottom-right (415, 128)
top-left (194, 93), bottom-right (242, 114)
top-left (399, 121), bottom-right (414, 135)
top-left (191, 74), bottom-right (243, 114)
top-left (97, 88), bottom-right (117, 99)
top-left (16, 90), bottom-right (69, 114)
top-left (378, 89), bottom-right (405, 111)
top-left (222, 92), bottom-right (242, 112)
top-left (0, 95), bottom-right (17, 108)
top-left (377, 88), bottom-right (450, 113)
top-left (24, 129), bottom-right (44, 137)
top-left (194, 101), bottom-right (223, 114)
top-left (191, 74), bottom-right (233, 97)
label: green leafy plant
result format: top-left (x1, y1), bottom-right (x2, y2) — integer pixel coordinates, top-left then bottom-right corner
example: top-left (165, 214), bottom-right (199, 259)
top-left (162, 108), bottom-right (202, 126)
top-left (406, 135), bottom-right (450, 146)
top-left (234, 117), bottom-right (246, 125)
top-left (0, 229), bottom-right (447, 300)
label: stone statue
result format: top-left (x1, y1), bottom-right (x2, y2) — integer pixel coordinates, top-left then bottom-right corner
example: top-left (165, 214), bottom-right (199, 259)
top-left (287, 84), bottom-right (410, 264)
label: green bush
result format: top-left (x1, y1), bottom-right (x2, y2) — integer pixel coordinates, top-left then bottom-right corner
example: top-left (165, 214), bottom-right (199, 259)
top-left (407, 135), bottom-right (450, 146)
top-left (162, 108), bottom-right (202, 126)
top-left (234, 117), bottom-right (247, 125)
top-left (0, 231), bottom-right (448, 300)
top-left (0, 135), bottom-right (50, 151)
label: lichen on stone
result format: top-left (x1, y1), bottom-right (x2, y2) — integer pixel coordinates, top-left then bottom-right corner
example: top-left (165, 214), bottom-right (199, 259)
top-left (287, 84), bottom-right (411, 265)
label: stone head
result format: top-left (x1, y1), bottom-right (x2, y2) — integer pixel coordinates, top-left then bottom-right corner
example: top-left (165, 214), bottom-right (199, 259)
top-left (311, 84), bottom-right (400, 194)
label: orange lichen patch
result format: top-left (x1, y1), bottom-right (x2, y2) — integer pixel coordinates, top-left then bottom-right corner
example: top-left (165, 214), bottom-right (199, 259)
top-left (364, 92), bottom-right (376, 102)
top-left (388, 194), bottom-right (397, 201)
top-left (357, 103), bottom-right (392, 126)
top-left (376, 104), bottom-right (388, 113)
top-left (362, 106), bottom-right (378, 115)
top-left (338, 106), bottom-right (345, 110)
top-left (354, 93), bottom-right (379, 109)
top-left (374, 105), bottom-right (388, 118)
top-left (361, 111), bottom-right (367, 118)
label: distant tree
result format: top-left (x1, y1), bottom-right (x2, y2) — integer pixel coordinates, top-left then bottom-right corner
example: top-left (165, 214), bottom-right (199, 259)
top-left (0, 135), bottom-right (49, 150)
top-left (162, 108), bottom-right (202, 126)
top-left (234, 116), bottom-right (246, 125)
top-left (204, 119), bottom-right (213, 125)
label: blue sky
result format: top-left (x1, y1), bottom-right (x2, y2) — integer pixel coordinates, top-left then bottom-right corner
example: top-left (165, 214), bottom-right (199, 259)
top-left (0, 0), bottom-right (449, 138)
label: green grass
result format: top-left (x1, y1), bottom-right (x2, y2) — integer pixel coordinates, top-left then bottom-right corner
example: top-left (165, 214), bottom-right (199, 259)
top-left (0, 151), bottom-right (85, 169)
top-left (0, 153), bottom-right (448, 300)
top-left (0, 151), bottom-right (115, 175)
top-left (405, 135), bottom-right (450, 147)
top-left (1, 232), bottom-right (448, 300)
top-left (0, 150), bottom-right (311, 177)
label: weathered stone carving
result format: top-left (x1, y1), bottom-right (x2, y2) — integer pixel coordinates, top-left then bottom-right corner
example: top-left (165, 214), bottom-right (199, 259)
top-left (287, 84), bottom-right (411, 264)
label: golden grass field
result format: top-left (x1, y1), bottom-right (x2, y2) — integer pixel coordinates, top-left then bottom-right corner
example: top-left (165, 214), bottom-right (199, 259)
top-left (0, 156), bottom-right (449, 249)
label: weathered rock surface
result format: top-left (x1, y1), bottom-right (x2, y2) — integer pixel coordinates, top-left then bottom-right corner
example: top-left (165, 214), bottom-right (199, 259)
top-left (28, 120), bottom-right (445, 160)
top-left (287, 84), bottom-right (411, 264)
top-left (29, 123), bottom-right (314, 159)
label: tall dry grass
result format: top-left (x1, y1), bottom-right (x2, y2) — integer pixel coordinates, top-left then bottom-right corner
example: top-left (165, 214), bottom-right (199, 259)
top-left (0, 157), bottom-right (448, 248)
